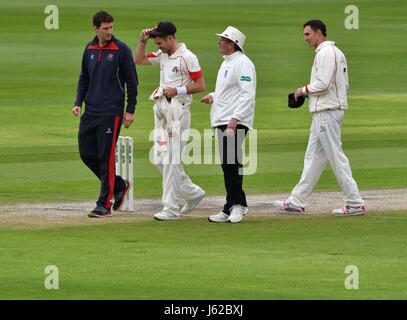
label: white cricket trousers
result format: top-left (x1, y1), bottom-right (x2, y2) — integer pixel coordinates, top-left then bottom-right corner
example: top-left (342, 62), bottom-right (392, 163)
top-left (287, 110), bottom-right (364, 208)
top-left (153, 110), bottom-right (203, 213)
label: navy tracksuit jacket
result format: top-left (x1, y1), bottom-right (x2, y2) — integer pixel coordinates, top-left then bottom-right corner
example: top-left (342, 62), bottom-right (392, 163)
top-left (75, 35), bottom-right (138, 209)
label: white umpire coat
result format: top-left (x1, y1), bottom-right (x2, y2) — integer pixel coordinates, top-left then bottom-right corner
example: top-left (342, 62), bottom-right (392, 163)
top-left (209, 51), bottom-right (256, 130)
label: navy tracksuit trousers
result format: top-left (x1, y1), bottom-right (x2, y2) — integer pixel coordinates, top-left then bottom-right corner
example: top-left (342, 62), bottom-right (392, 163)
top-left (78, 113), bottom-right (126, 208)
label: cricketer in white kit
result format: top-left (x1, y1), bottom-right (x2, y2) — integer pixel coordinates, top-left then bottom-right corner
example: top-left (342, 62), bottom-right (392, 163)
top-left (134, 21), bottom-right (206, 221)
top-left (274, 19), bottom-right (366, 216)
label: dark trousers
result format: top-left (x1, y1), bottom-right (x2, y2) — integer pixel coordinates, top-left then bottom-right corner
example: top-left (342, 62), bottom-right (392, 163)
top-left (217, 125), bottom-right (248, 214)
top-left (78, 113), bottom-right (126, 208)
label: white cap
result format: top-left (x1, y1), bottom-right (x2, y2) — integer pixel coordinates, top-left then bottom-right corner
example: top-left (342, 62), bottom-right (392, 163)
top-left (216, 26), bottom-right (246, 52)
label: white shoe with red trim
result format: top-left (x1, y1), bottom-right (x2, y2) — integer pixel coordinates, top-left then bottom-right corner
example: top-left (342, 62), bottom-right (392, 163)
top-left (273, 200), bottom-right (305, 214)
top-left (331, 205), bottom-right (366, 216)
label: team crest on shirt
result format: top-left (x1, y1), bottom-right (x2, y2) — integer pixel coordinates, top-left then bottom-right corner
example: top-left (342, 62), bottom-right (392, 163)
top-left (172, 66), bottom-right (180, 73)
top-left (106, 53), bottom-right (114, 61)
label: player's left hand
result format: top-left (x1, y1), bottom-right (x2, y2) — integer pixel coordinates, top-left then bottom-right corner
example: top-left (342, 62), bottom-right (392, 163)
top-left (123, 112), bottom-right (134, 128)
top-left (163, 87), bottom-right (177, 98)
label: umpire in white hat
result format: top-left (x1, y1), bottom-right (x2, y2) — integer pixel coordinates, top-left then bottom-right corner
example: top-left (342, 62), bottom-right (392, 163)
top-left (201, 26), bottom-right (256, 223)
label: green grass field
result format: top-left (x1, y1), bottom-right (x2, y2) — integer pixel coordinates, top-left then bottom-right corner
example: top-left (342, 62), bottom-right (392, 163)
top-left (0, 0), bottom-right (406, 299)
top-left (1, 212), bottom-right (406, 299)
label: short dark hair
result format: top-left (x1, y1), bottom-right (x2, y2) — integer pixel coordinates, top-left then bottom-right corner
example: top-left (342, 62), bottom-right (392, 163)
top-left (150, 21), bottom-right (177, 38)
top-left (303, 19), bottom-right (327, 37)
top-left (222, 37), bottom-right (242, 52)
top-left (233, 42), bottom-right (242, 52)
top-left (93, 11), bottom-right (114, 28)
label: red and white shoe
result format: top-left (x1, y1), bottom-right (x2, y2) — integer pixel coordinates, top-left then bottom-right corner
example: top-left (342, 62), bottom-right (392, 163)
top-left (332, 205), bottom-right (366, 216)
top-left (273, 200), bottom-right (305, 214)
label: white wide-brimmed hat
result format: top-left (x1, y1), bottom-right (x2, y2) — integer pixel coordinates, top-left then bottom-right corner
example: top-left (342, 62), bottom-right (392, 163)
top-left (216, 26), bottom-right (246, 52)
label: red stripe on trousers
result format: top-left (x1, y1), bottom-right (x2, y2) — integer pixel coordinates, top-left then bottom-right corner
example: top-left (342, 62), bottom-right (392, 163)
top-left (106, 116), bottom-right (121, 208)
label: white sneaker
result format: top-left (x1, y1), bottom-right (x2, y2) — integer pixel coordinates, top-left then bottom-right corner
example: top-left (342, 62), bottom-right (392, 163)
top-left (273, 200), bottom-right (305, 214)
top-left (180, 190), bottom-right (206, 215)
top-left (227, 205), bottom-right (247, 223)
top-left (208, 212), bottom-right (229, 223)
top-left (153, 209), bottom-right (180, 221)
top-left (332, 205), bottom-right (366, 216)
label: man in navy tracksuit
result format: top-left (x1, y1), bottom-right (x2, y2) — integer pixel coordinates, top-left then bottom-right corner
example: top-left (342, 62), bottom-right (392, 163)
top-left (72, 11), bottom-right (138, 218)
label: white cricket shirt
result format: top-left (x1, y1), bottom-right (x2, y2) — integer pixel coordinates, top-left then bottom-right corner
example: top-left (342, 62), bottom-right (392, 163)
top-left (146, 43), bottom-right (203, 106)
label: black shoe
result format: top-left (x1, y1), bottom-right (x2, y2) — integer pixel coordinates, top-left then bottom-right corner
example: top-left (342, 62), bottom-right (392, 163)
top-left (113, 180), bottom-right (131, 211)
top-left (88, 206), bottom-right (112, 218)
